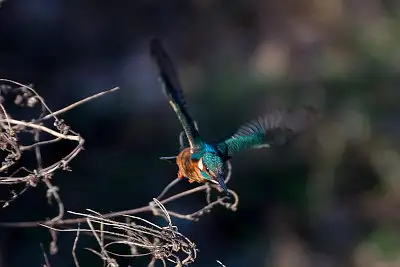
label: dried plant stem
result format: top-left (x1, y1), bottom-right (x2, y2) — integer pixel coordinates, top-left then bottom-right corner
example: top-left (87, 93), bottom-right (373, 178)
top-left (72, 224), bottom-right (81, 267)
top-left (0, 79), bottom-right (119, 211)
top-left (0, 182), bottom-right (239, 227)
top-left (0, 119), bottom-right (80, 141)
top-left (42, 199), bottom-right (197, 266)
top-left (40, 243), bottom-right (52, 267)
top-left (36, 86), bottom-right (120, 122)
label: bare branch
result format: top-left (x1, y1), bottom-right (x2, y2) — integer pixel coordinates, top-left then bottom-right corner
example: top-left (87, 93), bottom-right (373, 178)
top-left (0, 79), bottom-right (117, 226)
top-left (40, 243), bottom-right (51, 267)
top-left (0, 79), bottom-right (119, 209)
top-left (36, 87), bottom-right (120, 122)
top-left (216, 260), bottom-right (227, 267)
top-left (42, 199), bottom-right (198, 266)
top-left (72, 224), bottom-right (81, 267)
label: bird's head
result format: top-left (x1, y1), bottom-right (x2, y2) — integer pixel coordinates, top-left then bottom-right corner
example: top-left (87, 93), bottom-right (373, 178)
top-left (196, 152), bottom-right (228, 193)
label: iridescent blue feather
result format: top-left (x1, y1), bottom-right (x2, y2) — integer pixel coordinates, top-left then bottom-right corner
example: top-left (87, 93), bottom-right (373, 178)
top-left (218, 106), bottom-right (318, 157)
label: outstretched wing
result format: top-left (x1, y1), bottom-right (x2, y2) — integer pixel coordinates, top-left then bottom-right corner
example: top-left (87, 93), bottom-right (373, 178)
top-left (217, 106), bottom-right (318, 157)
top-left (150, 38), bottom-right (200, 150)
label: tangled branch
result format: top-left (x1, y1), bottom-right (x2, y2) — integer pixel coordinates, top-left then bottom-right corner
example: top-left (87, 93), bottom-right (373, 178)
top-left (1, 164), bottom-right (238, 265)
top-left (0, 161), bottom-right (238, 228)
top-left (0, 79), bottom-right (119, 213)
top-left (43, 199), bottom-right (198, 266)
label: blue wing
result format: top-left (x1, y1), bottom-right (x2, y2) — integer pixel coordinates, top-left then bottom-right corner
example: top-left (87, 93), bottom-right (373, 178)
top-left (150, 38), bottom-right (201, 150)
top-left (218, 106), bottom-right (318, 157)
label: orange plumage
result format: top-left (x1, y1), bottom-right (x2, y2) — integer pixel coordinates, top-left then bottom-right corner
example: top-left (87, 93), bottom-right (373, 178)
top-left (176, 148), bottom-right (207, 184)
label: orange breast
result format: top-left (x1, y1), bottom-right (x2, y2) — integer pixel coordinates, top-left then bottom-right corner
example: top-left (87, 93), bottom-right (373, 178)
top-left (176, 148), bottom-right (207, 183)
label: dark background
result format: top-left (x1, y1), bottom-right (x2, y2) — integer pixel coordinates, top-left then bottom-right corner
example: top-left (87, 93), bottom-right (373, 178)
top-left (1, 0), bottom-right (400, 266)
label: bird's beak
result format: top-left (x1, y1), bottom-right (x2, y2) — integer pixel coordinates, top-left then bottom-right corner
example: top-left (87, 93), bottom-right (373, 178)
top-left (159, 156), bottom-right (177, 164)
top-left (216, 173), bottom-right (228, 194)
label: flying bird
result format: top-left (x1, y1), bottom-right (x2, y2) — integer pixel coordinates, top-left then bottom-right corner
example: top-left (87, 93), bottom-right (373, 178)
top-left (150, 38), bottom-right (318, 194)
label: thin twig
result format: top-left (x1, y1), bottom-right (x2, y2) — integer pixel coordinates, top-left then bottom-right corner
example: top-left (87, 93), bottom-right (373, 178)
top-left (0, 79), bottom-right (55, 119)
top-left (34, 129), bottom-right (64, 224)
top-left (0, 119), bottom-right (81, 141)
top-left (40, 243), bottom-right (51, 267)
top-left (0, 103), bottom-right (12, 134)
top-left (0, 182), bottom-right (238, 227)
top-left (42, 200), bottom-right (197, 266)
top-left (156, 178), bottom-right (181, 200)
top-left (0, 80), bottom-right (117, 211)
top-left (216, 260), bottom-right (227, 267)
top-left (20, 137), bottom-right (62, 151)
top-left (0, 165), bottom-right (238, 227)
top-left (72, 223), bottom-right (81, 267)
top-left (36, 87), bottom-right (120, 122)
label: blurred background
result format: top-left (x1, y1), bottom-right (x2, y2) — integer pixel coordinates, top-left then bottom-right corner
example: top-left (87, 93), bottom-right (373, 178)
top-left (0, 0), bottom-right (400, 266)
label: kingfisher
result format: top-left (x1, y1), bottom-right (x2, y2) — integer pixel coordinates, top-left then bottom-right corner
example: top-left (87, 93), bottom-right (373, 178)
top-left (150, 38), bottom-right (318, 194)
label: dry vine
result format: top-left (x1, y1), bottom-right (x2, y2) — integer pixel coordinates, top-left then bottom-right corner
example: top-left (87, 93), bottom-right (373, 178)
top-left (1, 161), bottom-right (238, 266)
top-left (43, 199), bottom-right (198, 267)
top-left (0, 159), bottom-right (238, 225)
top-left (0, 79), bottom-right (239, 266)
top-left (0, 78), bottom-right (119, 214)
